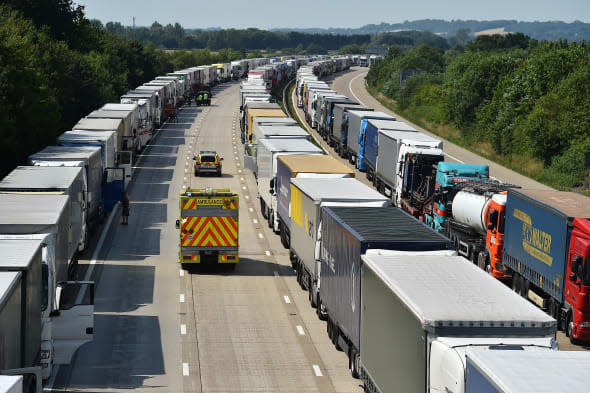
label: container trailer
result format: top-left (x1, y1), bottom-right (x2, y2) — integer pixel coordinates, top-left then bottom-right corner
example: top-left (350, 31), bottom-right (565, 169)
top-left (346, 110), bottom-right (394, 167)
top-left (331, 103), bottom-right (370, 157)
top-left (317, 96), bottom-right (355, 142)
top-left (359, 253), bottom-right (556, 393)
top-left (502, 189), bottom-right (590, 344)
top-left (86, 110), bottom-right (138, 154)
top-left (102, 103), bottom-right (152, 150)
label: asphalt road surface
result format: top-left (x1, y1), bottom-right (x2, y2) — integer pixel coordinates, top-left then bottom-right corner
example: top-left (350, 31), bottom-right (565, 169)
top-left (46, 81), bottom-right (363, 392)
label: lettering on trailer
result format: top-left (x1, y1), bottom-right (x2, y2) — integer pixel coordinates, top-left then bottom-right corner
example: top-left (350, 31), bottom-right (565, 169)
top-left (182, 197), bottom-right (238, 210)
top-left (181, 216), bottom-right (238, 247)
top-left (513, 208), bottom-right (553, 266)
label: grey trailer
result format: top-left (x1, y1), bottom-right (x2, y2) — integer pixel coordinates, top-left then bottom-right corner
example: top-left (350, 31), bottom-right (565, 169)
top-left (360, 254), bottom-right (556, 393)
top-left (318, 96), bottom-right (355, 141)
top-left (0, 240), bottom-right (42, 370)
top-left (121, 91), bottom-right (160, 128)
top-left (0, 194), bottom-right (71, 283)
top-left (346, 110), bottom-right (394, 166)
top-left (73, 118), bottom-right (123, 153)
top-left (29, 145), bottom-right (102, 227)
top-left (0, 166), bottom-right (87, 252)
top-left (290, 180), bottom-right (389, 308)
top-left (253, 125), bottom-right (310, 143)
top-left (252, 117), bottom-right (298, 128)
top-left (57, 130), bottom-right (116, 175)
top-left (331, 104), bottom-right (370, 157)
top-left (86, 110), bottom-right (138, 153)
top-left (0, 272), bottom-right (26, 371)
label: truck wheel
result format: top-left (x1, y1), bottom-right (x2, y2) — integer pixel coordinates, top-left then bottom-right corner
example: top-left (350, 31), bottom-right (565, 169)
top-left (267, 210), bottom-right (273, 229)
top-left (566, 314), bottom-right (580, 345)
top-left (520, 277), bottom-right (530, 299)
top-left (309, 279), bottom-right (317, 308)
top-left (511, 273), bottom-right (521, 293)
top-left (260, 199), bottom-right (268, 219)
top-left (350, 349), bottom-right (360, 379)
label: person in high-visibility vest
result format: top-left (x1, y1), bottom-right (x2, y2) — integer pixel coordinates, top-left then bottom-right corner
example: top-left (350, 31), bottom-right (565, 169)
top-left (197, 94), bottom-right (203, 106)
top-left (203, 92), bottom-right (209, 105)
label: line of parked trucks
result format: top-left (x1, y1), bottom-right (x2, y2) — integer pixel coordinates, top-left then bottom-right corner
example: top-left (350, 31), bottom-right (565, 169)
top-left (0, 56), bottom-right (285, 392)
top-left (239, 56), bottom-right (590, 392)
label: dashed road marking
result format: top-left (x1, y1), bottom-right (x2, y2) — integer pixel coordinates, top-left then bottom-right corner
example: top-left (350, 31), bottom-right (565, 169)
top-left (182, 363), bottom-right (189, 376)
top-left (180, 324), bottom-right (187, 335)
top-left (258, 232), bottom-right (264, 239)
top-left (248, 207), bottom-right (253, 212)
top-left (312, 365), bottom-right (323, 377)
top-left (283, 295), bottom-right (291, 304)
top-left (253, 218), bottom-right (258, 224)
top-left (179, 269), bottom-right (184, 277)
top-left (245, 195), bottom-right (249, 199)
top-left (242, 186), bottom-right (247, 190)
top-left (265, 250), bottom-right (271, 256)
top-left (240, 177), bottom-right (244, 181)
top-left (179, 294), bottom-right (185, 303)
top-left (296, 325), bottom-right (305, 335)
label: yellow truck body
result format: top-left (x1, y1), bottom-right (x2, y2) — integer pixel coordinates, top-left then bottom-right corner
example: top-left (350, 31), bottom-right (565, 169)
top-left (178, 188), bottom-right (239, 265)
top-left (246, 109), bottom-right (287, 140)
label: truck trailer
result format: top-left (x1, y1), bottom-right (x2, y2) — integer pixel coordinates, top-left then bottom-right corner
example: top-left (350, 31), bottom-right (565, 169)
top-left (331, 103), bottom-right (369, 157)
top-left (346, 110), bottom-right (394, 167)
top-left (359, 254), bottom-right (556, 393)
top-left (502, 189), bottom-right (590, 344)
top-left (275, 155), bottom-right (354, 250)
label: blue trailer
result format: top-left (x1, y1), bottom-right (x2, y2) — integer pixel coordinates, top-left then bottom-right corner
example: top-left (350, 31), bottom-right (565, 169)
top-left (319, 206), bottom-right (453, 377)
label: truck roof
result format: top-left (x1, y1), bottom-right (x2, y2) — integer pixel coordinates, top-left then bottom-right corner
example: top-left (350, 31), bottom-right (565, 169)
top-left (259, 138), bottom-right (323, 153)
top-left (0, 194), bottom-right (69, 227)
top-left (278, 155), bottom-right (354, 176)
top-left (256, 125), bottom-right (308, 137)
top-left (248, 109), bottom-right (287, 118)
top-left (254, 117), bottom-right (297, 125)
top-left (102, 103), bottom-right (138, 111)
top-left (466, 348), bottom-right (590, 393)
top-left (362, 254), bottom-right (556, 329)
top-left (58, 130), bottom-right (115, 142)
top-left (292, 178), bottom-right (387, 201)
top-left (30, 146), bottom-right (100, 161)
top-left (87, 110), bottom-right (132, 120)
top-left (245, 103), bottom-right (280, 111)
top-left (348, 110), bottom-right (394, 120)
top-left (511, 189), bottom-right (590, 219)
top-left (369, 119), bottom-right (417, 132)
top-left (0, 239), bottom-right (43, 269)
top-left (380, 130), bottom-right (442, 148)
top-left (0, 166), bottom-right (82, 190)
top-left (74, 118), bottom-right (122, 131)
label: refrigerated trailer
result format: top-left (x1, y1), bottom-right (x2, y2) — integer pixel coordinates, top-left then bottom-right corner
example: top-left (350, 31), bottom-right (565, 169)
top-left (331, 103), bottom-right (369, 157)
top-left (359, 254), bottom-right (556, 393)
top-left (346, 110), bottom-right (394, 166)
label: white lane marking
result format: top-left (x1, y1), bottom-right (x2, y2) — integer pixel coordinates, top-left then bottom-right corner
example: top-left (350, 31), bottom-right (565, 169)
top-left (183, 363), bottom-right (190, 376)
top-left (242, 186), bottom-right (247, 190)
top-left (283, 295), bottom-right (291, 304)
top-left (296, 325), bottom-right (305, 335)
top-left (237, 163), bottom-right (241, 167)
top-left (179, 294), bottom-right (185, 303)
top-left (248, 207), bottom-right (254, 212)
top-left (240, 177), bottom-right (244, 181)
top-left (258, 232), bottom-right (264, 239)
top-left (312, 364), bottom-right (323, 377)
top-left (75, 200), bottom-right (119, 304)
top-left (245, 195), bottom-right (249, 199)
top-left (183, 177), bottom-right (187, 181)
top-left (265, 250), bottom-right (271, 256)
top-left (253, 218), bottom-right (258, 224)
top-left (180, 269), bottom-right (185, 277)
top-left (180, 324), bottom-right (187, 335)
top-left (274, 271), bottom-right (279, 277)
top-left (238, 170), bottom-right (242, 173)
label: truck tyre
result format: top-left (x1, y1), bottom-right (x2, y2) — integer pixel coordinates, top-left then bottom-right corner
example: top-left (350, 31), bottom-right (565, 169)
top-left (566, 313), bottom-right (580, 345)
top-left (260, 199), bottom-right (268, 219)
top-left (350, 349), bottom-right (360, 379)
top-left (511, 273), bottom-right (521, 293)
top-left (309, 279), bottom-right (317, 308)
top-left (520, 277), bottom-right (530, 299)
top-left (267, 209), bottom-right (273, 228)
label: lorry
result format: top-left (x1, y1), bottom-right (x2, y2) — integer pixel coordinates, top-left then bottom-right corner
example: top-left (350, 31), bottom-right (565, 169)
top-left (360, 119), bottom-right (417, 179)
top-left (121, 90), bottom-right (161, 128)
top-left (102, 103), bottom-right (152, 150)
top-left (143, 81), bottom-right (176, 114)
top-left (256, 138), bottom-right (323, 229)
top-left (0, 166), bottom-right (88, 252)
top-left (135, 85), bottom-right (169, 122)
top-left (57, 131), bottom-right (123, 211)
top-left (290, 180), bottom-right (390, 309)
top-left (346, 110), bottom-right (394, 167)
top-left (86, 110), bottom-right (138, 154)
top-left (244, 108), bottom-right (287, 144)
top-left (317, 96), bottom-right (355, 142)
top-left (275, 155), bottom-right (354, 250)
top-left (359, 56), bottom-right (368, 67)
top-left (359, 253), bottom-right (557, 393)
top-left (373, 129), bottom-right (443, 210)
top-left (309, 90), bottom-right (339, 129)
top-left (73, 118), bottom-right (132, 189)
top-left (240, 102), bottom-right (281, 139)
top-left (28, 145), bottom-right (103, 227)
top-left (176, 189), bottom-right (239, 269)
top-left (330, 103), bottom-right (369, 157)
top-left (463, 348), bottom-right (590, 393)
top-left (502, 189), bottom-right (590, 344)
top-left (0, 239), bottom-right (94, 385)
top-left (319, 207), bottom-right (455, 378)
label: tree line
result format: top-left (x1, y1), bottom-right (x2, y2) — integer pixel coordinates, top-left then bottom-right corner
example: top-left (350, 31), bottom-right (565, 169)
top-left (0, 1), bottom-right (243, 178)
top-left (367, 34), bottom-right (590, 189)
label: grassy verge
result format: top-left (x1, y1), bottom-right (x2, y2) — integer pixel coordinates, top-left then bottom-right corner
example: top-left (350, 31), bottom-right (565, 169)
top-left (366, 86), bottom-right (573, 190)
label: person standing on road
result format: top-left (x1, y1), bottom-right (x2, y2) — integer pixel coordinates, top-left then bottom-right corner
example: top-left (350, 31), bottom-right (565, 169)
top-left (121, 192), bottom-right (130, 225)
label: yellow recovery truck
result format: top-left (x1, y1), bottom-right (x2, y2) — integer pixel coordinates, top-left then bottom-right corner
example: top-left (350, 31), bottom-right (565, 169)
top-left (176, 188), bottom-right (239, 268)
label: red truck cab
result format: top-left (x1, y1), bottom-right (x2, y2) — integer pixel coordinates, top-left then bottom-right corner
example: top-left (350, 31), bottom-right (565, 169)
top-left (483, 193), bottom-right (510, 280)
top-left (565, 217), bottom-right (590, 342)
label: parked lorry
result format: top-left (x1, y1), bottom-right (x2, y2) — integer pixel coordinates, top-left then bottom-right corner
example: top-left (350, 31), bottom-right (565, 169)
top-left (290, 180), bottom-right (390, 309)
top-left (359, 253), bottom-right (556, 393)
top-left (28, 146), bottom-right (103, 227)
top-left (0, 228), bottom-right (94, 383)
top-left (331, 103), bottom-right (369, 157)
top-left (257, 139), bottom-right (323, 230)
top-left (176, 189), bottom-right (239, 268)
top-left (57, 131), bottom-right (123, 212)
top-left (464, 348), bottom-right (590, 393)
top-left (0, 166), bottom-right (88, 252)
top-left (502, 189), bottom-right (590, 344)
top-left (360, 119), bottom-right (417, 179)
top-left (102, 103), bottom-right (152, 150)
top-left (86, 110), bottom-right (138, 154)
top-left (317, 96), bottom-right (355, 142)
top-left (320, 207), bottom-right (454, 377)
top-left (121, 90), bottom-right (161, 128)
top-left (276, 155), bottom-right (354, 250)
top-left (346, 110), bottom-right (394, 167)
top-left (244, 108), bottom-right (287, 144)
top-left (373, 129), bottom-right (443, 210)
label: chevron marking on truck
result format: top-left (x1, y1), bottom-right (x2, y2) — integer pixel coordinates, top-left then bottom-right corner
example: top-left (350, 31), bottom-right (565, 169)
top-left (181, 216), bottom-right (238, 247)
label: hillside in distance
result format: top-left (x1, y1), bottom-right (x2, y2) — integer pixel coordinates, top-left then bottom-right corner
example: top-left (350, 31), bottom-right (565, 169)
top-left (272, 19), bottom-right (590, 41)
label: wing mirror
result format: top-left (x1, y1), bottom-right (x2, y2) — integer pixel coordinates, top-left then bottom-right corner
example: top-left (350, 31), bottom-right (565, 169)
top-left (220, 158), bottom-right (224, 161)
top-left (192, 155), bottom-right (197, 160)
top-left (175, 220), bottom-right (180, 229)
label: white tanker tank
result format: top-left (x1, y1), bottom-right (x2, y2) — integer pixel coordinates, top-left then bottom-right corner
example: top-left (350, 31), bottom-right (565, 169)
top-left (451, 191), bottom-right (507, 234)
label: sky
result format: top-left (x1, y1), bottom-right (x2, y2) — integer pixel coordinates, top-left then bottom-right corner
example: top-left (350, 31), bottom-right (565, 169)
top-left (75, 0), bottom-right (590, 29)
